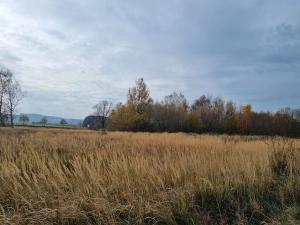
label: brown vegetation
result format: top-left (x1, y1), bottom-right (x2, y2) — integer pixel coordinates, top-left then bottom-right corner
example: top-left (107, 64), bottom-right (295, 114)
top-left (0, 128), bottom-right (300, 224)
top-left (108, 78), bottom-right (300, 137)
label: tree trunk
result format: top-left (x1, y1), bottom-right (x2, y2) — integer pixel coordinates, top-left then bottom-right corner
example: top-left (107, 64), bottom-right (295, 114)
top-left (0, 97), bottom-right (3, 127)
top-left (10, 106), bottom-right (13, 128)
top-left (102, 118), bottom-right (105, 129)
top-left (0, 116), bottom-right (4, 127)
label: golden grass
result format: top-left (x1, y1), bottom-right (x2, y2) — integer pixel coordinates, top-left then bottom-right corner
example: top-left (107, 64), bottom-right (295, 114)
top-left (0, 128), bottom-right (300, 225)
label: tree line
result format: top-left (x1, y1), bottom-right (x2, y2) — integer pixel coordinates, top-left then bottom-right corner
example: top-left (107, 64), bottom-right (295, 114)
top-left (19, 116), bottom-right (68, 126)
top-left (105, 78), bottom-right (300, 137)
top-left (0, 67), bottom-right (23, 127)
top-left (1, 67), bottom-right (299, 137)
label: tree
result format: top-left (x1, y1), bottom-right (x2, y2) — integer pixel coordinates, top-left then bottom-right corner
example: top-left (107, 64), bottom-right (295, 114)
top-left (127, 78), bottom-right (152, 108)
top-left (160, 92), bottom-right (188, 131)
top-left (108, 103), bottom-right (140, 131)
top-left (126, 78), bottom-right (153, 130)
top-left (191, 95), bottom-right (213, 132)
top-left (251, 112), bottom-right (273, 135)
top-left (19, 114), bottom-right (29, 125)
top-left (107, 77), bottom-right (300, 137)
top-left (6, 78), bottom-right (23, 127)
top-left (211, 97), bottom-right (225, 132)
top-left (60, 118), bottom-right (68, 126)
top-left (241, 104), bottom-right (253, 134)
top-left (0, 67), bottom-right (23, 127)
top-left (0, 68), bottom-right (12, 126)
top-left (109, 78), bottom-right (153, 132)
top-left (293, 109), bottom-right (300, 121)
top-left (224, 101), bottom-right (238, 133)
top-left (41, 117), bottom-right (48, 126)
top-left (185, 111), bottom-right (200, 132)
top-left (225, 101), bottom-right (236, 118)
top-left (78, 119), bottom-right (83, 128)
top-left (192, 95), bottom-right (212, 111)
top-left (279, 107), bottom-right (300, 122)
top-left (93, 100), bottom-right (113, 128)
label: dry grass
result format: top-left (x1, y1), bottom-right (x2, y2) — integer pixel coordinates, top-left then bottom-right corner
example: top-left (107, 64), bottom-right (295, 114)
top-left (0, 128), bottom-right (300, 225)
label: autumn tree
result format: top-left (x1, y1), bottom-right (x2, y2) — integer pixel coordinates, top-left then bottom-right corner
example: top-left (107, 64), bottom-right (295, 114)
top-left (127, 78), bottom-right (152, 108)
top-left (108, 78), bottom-right (153, 131)
top-left (127, 78), bottom-right (153, 130)
top-left (107, 77), bottom-right (300, 137)
top-left (108, 103), bottom-right (140, 131)
top-left (240, 104), bottom-right (253, 134)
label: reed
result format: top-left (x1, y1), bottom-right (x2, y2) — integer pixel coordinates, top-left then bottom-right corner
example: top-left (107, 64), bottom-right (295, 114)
top-left (0, 128), bottom-right (299, 225)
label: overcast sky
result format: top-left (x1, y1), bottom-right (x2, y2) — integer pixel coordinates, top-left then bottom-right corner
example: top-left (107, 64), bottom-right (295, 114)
top-left (0, 0), bottom-right (299, 118)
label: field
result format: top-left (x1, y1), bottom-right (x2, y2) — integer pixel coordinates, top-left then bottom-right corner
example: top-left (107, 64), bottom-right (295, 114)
top-left (14, 123), bottom-right (81, 129)
top-left (0, 128), bottom-right (300, 225)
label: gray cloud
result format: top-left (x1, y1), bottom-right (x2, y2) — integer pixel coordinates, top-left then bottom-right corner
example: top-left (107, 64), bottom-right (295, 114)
top-left (0, 0), bottom-right (299, 118)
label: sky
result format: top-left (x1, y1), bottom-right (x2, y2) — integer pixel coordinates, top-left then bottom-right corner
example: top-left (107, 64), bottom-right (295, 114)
top-left (0, 0), bottom-right (299, 119)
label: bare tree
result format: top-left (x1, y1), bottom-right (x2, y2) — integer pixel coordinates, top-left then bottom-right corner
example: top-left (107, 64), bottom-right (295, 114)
top-left (93, 100), bottom-right (113, 128)
top-left (60, 118), bottom-right (68, 126)
top-left (19, 114), bottom-right (29, 125)
top-left (162, 92), bottom-right (188, 131)
top-left (6, 77), bottom-right (23, 127)
top-left (78, 119), bottom-right (83, 128)
top-left (0, 68), bottom-right (12, 126)
top-left (40, 117), bottom-right (48, 126)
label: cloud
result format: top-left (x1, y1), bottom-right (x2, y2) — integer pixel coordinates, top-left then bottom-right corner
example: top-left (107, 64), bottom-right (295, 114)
top-left (0, 0), bottom-right (299, 118)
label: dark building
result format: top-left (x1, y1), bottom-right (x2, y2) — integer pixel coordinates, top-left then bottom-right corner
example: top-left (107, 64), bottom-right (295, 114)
top-left (82, 115), bottom-right (106, 129)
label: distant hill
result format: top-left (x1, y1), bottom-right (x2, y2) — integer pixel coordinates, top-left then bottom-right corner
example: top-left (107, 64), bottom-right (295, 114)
top-left (15, 113), bottom-right (81, 125)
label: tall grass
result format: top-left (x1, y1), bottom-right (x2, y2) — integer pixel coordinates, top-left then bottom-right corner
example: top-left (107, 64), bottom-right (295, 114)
top-left (0, 128), bottom-right (299, 225)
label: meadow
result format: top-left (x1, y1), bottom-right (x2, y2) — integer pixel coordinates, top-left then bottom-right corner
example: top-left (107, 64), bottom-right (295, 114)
top-left (0, 128), bottom-right (300, 225)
